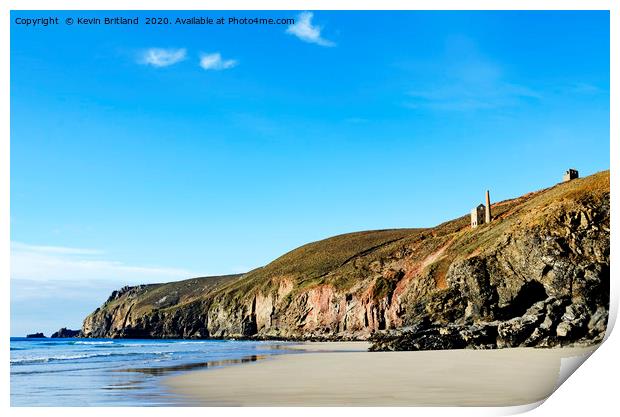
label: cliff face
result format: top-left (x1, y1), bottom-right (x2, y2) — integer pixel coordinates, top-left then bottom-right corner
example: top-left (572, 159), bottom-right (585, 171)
top-left (82, 171), bottom-right (609, 349)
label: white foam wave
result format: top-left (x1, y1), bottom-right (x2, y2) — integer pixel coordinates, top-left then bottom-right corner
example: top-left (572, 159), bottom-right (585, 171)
top-left (10, 350), bottom-right (170, 365)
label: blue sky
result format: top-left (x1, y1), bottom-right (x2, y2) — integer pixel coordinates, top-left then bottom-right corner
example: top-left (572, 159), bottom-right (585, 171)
top-left (10, 11), bottom-right (609, 336)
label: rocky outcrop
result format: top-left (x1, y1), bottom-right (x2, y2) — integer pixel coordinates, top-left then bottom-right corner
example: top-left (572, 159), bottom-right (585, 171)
top-left (51, 328), bottom-right (81, 338)
top-left (370, 178), bottom-right (610, 350)
top-left (26, 332), bottom-right (46, 338)
top-left (370, 295), bottom-right (607, 351)
top-left (81, 171), bottom-right (610, 350)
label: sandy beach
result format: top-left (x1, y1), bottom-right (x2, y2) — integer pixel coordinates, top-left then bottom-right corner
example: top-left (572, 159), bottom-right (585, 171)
top-left (164, 342), bottom-right (596, 406)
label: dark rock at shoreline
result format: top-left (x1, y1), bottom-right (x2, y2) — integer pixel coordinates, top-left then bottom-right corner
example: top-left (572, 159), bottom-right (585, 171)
top-left (26, 332), bottom-right (46, 338)
top-left (369, 295), bottom-right (607, 351)
top-left (51, 328), bottom-right (81, 338)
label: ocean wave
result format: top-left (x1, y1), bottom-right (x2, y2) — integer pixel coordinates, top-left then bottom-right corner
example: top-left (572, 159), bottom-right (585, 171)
top-left (114, 342), bottom-right (192, 348)
top-left (70, 340), bottom-right (222, 347)
top-left (10, 351), bottom-right (171, 365)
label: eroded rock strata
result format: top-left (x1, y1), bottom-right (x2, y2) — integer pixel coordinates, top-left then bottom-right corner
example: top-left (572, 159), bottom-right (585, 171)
top-left (81, 171), bottom-right (609, 350)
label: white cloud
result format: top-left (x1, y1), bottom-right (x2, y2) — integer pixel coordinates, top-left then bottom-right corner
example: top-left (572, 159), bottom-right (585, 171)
top-left (199, 52), bottom-right (238, 70)
top-left (140, 48), bottom-right (187, 67)
top-left (286, 12), bottom-right (335, 47)
top-left (11, 241), bottom-right (197, 283)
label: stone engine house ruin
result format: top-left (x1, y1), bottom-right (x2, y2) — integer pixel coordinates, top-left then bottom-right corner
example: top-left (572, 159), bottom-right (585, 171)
top-left (563, 169), bottom-right (579, 182)
top-left (471, 190), bottom-right (492, 229)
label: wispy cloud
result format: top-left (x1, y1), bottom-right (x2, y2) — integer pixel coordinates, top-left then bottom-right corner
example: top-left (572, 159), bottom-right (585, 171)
top-left (286, 12), bottom-right (335, 47)
top-left (403, 37), bottom-right (540, 111)
top-left (11, 243), bottom-right (201, 336)
top-left (199, 52), bottom-right (238, 70)
top-left (406, 82), bottom-right (541, 111)
top-left (139, 48), bottom-right (187, 67)
top-left (11, 241), bottom-right (196, 283)
top-left (11, 241), bottom-right (102, 256)
top-left (564, 82), bottom-right (605, 95)
top-left (11, 278), bottom-right (124, 336)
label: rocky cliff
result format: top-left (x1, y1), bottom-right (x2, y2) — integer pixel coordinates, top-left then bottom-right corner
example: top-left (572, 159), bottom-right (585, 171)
top-left (51, 328), bottom-right (81, 338)
top-left (82, 171), bottom-right (609, 349)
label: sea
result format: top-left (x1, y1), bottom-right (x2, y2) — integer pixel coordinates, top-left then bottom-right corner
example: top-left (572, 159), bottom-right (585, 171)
top-left (10, 337), bottom-right (296, 406)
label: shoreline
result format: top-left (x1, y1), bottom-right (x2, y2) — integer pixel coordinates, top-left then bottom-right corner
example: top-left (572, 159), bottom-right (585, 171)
top-left (164, 342), bottom-right (596, 406)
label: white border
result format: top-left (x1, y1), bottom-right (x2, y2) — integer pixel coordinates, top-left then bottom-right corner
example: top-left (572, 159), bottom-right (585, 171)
top-left (2, 1), bottom-right (616, 416)
top-left (1, 0), bottom-right (617, 11)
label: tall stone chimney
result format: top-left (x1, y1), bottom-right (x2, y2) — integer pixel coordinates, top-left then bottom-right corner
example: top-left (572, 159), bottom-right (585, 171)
top-left (485, 190), bottom-right (492, 224)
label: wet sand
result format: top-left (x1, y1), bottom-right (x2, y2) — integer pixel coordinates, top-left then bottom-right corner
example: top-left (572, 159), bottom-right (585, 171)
top-left (164, 343), bottom-right (595, 406)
